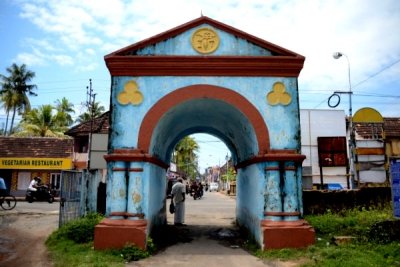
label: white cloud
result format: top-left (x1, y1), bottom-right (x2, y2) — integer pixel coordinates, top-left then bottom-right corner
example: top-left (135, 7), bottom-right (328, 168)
top-left (15, 52), bottom-right (46, 66)
top-left (52, 54), bottom-right (73, 66)
top-left (10, 0), bottom-right (400, 116)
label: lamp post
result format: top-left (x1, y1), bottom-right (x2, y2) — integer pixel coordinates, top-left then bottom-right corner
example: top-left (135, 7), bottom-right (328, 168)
top-left (225, 153), bottom-right (229, 192)
top-left (333, 52), bottom-right (355, 189)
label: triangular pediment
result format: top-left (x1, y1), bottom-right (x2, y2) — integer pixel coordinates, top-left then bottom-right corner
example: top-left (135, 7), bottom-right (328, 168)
top-left (107, 16), bottom-right (300, 57)
top-left (105, 16), bottom-right (305, 77)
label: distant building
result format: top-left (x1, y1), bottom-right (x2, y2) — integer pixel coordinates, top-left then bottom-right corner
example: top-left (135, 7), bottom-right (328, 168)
top-left (0, 137), bottom-right (74, 196)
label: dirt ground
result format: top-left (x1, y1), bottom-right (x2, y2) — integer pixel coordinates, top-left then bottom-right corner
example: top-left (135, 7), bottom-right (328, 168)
top-left (0, 213), bottom-right (58, 267)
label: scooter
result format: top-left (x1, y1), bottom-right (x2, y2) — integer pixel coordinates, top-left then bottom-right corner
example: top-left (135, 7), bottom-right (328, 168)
top-left (192, 187), bottom-right (203, 200)
top-left (26, 185), bottom-right (55, 203)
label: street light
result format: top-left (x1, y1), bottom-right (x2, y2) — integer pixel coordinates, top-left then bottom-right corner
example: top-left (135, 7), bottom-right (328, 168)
top-left (225, 153), bottom-right (229, 192)
top-left (332, 52), bottom-right (355, 189)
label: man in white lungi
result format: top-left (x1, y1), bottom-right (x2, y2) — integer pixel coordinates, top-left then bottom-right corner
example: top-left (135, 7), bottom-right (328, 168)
top-left (171, 178), bottom-right (186, 225)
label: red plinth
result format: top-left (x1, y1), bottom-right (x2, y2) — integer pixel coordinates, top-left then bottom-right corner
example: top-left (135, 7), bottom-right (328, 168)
top-left (261, 219), bottom-right (315, 249)
top-left (94, 218), bottom-right (147, 250)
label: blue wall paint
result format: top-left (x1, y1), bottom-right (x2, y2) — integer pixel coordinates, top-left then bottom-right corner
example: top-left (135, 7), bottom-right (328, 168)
top-left (236, 164), bottom-right (265, 245)
top-left (264, 162), bottom-right (282, 221)
top-left (110, 76), bottom-right (299, 151)
top-left (109, 161), bottom-right (127, 219)
top-left (137, 24), bottom-right (273, 56)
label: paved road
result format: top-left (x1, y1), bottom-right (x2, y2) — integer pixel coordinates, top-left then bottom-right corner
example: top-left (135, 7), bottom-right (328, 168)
top-left (129, 191), bottom-right (279, 267)
top-left (1, 192), bottom-right (293, 267)
top-left (1, 201), bottom-right (60, 215)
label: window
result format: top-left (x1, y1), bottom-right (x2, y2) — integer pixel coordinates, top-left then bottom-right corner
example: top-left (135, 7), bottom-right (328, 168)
top-left (317, 137), bottom-right (348, 167)
top-left (50, 173), bottom-right (61, 190)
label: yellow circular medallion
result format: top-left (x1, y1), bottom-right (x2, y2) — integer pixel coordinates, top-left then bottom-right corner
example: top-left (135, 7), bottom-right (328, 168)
top-left (191, 28), bottom-right (220, 54)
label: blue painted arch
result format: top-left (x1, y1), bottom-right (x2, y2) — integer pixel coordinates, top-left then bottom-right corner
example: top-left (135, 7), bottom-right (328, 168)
top-left (138, 84), bottom-right (271, 166)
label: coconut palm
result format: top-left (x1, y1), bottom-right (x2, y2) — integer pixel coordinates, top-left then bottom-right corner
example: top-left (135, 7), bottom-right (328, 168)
top-left (0, 63), bottom-right (37, 135)
top-left (174, 136), bottom-right (200, 179)
top-left (0, 89), bottom-right (15, 135)
top-left (76, 101), bottom-right (105, 123)
top-left (13, 104), bottom-right (67, 137)
top-left (55, 97), bottom-right (75, 127)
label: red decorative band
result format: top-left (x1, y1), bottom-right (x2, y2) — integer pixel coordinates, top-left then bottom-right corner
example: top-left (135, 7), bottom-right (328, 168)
top-left (112, 168), bottom-right (144, 172)
top-left (129, 168), bottom-right (144, 172)
top-left (285, 166), bottom-right (297, 171)
top-left (265, 166), bottom-right (280, 171)
top-left (105, 56), bottom-right (304, 77)
top-left (112, 168), bottom-right (127, 172)
top-left (264, 211), bottom-right (301, 217)
top-left (104, 149), bottom-right (169, 169)
top-left (237, 153), bottom-right (305, 169)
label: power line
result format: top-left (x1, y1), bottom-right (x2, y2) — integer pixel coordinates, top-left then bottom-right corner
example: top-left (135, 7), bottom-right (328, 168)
top-left (352, 58), bottom-right (400, 89)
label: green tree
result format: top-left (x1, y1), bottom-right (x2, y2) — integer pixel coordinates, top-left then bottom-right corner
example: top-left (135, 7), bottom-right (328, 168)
top-left (76, 101), bottom-right (105, 123)
top-left (0, 89), bottom-right (15, 135)
top-left (55, 97), bottom-right (75, 126)
top-left (13, 104), bottom-right (67, 137)
top-left (174, 136), bottom-right (200, 179)
top-left (0, 63), bottom-right (37, 135)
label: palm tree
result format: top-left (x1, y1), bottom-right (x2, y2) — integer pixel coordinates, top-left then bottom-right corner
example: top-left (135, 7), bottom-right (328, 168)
top-left (13, 104), bottom-right (67, 137)
top-left (76, 101), bottom-right (105, 123)
top-left (174, 136), bottom-right (200, 179)
top-left (0, 89), bottom-right (15, 135)
top-left (0, 63), bottom-right (37, 135)
top-left (55, 97), bottom-right (75, 127)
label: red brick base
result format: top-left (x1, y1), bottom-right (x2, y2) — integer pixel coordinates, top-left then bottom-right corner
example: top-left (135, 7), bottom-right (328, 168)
top-left (261, 219), bottom-right (315, 249)
top-left (94, 218), bottom-right (147, 250)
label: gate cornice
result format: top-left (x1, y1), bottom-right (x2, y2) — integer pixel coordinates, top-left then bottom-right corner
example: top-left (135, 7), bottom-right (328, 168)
top-left (105, 55), bottom-right (305, 77)
top-left (236, 150), bottom-right (306, 169)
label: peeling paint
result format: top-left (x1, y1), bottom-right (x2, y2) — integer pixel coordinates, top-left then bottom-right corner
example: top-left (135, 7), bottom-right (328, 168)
top-left (132, 192), bottom-right (142, 203)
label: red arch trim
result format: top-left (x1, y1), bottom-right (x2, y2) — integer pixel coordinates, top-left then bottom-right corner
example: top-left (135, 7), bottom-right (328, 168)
top-left (138, 84), bottom-right (270, 154)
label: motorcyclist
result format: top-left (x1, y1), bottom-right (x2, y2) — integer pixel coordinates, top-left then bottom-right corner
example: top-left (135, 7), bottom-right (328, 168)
top-left (26, 176), bottom-right (54, 203)
top-left (28, 177), bottom-right (44, 196)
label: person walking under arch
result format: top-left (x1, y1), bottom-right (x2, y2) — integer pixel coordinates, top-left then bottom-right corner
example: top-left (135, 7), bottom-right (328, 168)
top-left (171, 178), bottom-right (186, 226)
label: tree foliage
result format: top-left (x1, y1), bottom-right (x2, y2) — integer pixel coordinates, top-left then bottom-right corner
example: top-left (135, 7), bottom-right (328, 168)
top-left (173, 136), bottom-right (200, 179)
top-left (76, 101), bottom-right (105, 123)
top-left (13, 104), bottom-right (69, 137)
top-left (0, 63), bottom-right (37, 135)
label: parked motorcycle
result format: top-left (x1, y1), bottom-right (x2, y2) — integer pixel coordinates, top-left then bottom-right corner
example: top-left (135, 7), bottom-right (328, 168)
top-left (26, 185), bottom-right (55, 203)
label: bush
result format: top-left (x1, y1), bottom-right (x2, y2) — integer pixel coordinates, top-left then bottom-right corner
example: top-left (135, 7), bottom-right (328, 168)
top-left (48, 213), bottom-right (103, 244)
top-left (113, 243), bottom-right (150, 262)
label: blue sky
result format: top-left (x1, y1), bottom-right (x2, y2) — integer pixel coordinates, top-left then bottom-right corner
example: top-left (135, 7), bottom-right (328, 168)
top-left (1, 0), bottom-right (400, 171)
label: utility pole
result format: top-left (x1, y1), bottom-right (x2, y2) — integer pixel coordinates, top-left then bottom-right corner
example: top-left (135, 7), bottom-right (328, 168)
top-left (86, 79), bottom-right (96, 170)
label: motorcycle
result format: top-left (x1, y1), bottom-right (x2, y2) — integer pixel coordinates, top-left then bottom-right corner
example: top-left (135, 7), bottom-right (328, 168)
top-left (26, 185), bottom-right (55, 203)
top-left (192, 187), bottom-right (203, 200)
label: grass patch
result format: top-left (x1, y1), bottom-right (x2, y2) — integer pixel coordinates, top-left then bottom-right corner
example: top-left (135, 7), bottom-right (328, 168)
top-left (252, 206), bottom-right (400, 267)
top-left (46, 213), bottom-right (153, 267)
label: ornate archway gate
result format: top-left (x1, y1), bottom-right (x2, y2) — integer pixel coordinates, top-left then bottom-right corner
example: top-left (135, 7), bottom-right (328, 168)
top-left (94, 16), bottom-right (315, 250)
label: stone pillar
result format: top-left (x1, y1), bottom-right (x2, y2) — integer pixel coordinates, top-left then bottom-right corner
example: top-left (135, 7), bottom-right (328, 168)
top-left (109, 161), bottom-right (128, 219)
top-left (95, 150), bottom-right (149, 250)
top-left (264, 162), bottom-right (282, 221)
top-left (261, 156), bottom-right (315, 250)
top-left (283, 161), bottom-right (300, 221)
top-left (127, 162), bottom-right (144, 220)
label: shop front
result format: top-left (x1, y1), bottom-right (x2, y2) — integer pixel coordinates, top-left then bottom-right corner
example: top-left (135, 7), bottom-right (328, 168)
top-left (0, 137), bottom-right (73, 196)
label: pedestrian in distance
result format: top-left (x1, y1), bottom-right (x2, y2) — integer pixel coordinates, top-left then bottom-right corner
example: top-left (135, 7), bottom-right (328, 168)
top-left (171, 178), bottom-right (186, 226)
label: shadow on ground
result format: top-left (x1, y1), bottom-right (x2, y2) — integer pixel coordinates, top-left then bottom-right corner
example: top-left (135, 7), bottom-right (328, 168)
top-left (151, 223), bottom-right (249, 253)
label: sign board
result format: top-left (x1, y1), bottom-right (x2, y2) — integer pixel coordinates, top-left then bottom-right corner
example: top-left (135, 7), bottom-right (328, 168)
top-left (390, 159), bottom-right (400, 219)
top-left (0, 157), bottom-right (72, 170)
